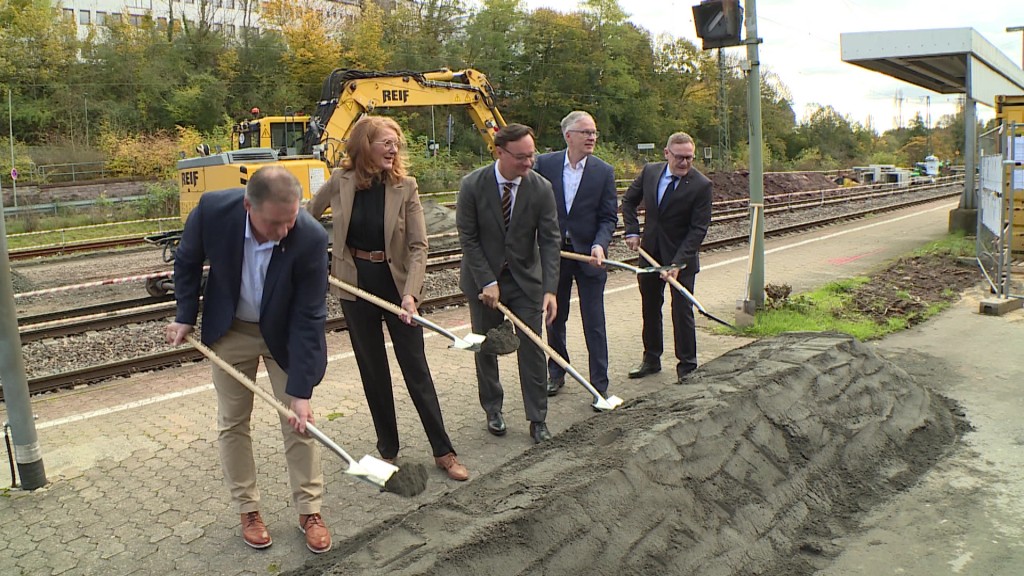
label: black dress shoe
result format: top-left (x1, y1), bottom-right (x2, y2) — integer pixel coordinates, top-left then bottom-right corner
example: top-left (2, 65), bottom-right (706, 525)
top-left (674, 370), bottom-right (695, 385)
top-left (546, 376), bottom-right (565, 397)
top-left (628, 361), bottom-right (661, 379)
top-left (529, 422), bottom-right (552, 444)
top-left (486, 413), bottom-right (507, 436)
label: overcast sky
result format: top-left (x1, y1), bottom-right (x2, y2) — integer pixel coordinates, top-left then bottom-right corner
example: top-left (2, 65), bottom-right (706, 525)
top-left (518, 0), bottom-right (1023, 131)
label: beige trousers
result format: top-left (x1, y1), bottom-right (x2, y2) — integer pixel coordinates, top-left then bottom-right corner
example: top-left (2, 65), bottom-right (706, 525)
top-left (210, 319), bottom-right (324, 515)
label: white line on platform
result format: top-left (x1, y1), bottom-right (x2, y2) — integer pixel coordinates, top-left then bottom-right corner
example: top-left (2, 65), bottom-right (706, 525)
top-left (35, 201), bottom-right (955, 429)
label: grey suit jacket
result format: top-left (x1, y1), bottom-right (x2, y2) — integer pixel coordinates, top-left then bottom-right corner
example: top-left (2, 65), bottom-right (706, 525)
top-left (456, 164), bottom-right (561, 301)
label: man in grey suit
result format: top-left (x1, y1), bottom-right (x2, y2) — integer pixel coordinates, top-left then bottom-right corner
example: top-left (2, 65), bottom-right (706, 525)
top-left (457, 124), bottom-right (561, 444)
top-left (533, 111), bottom-right (618, 407)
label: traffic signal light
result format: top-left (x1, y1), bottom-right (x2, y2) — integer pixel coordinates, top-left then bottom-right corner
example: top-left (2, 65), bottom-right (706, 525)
top-left (692, 0), bottom-right (744, 50)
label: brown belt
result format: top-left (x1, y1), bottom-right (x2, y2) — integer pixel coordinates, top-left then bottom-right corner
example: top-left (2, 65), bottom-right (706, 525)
top-left (349, 246), bottom-right (386, 263)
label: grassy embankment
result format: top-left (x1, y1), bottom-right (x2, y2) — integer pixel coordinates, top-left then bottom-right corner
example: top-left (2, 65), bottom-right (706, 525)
top-left (735, 234), bottom-right (977, 340)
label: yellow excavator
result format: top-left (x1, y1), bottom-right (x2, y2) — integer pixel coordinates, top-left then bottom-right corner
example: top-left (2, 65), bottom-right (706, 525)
top-left (146, 68), bottom-right (507, 295)
top-left (175, 68), bottom-right (506, 220)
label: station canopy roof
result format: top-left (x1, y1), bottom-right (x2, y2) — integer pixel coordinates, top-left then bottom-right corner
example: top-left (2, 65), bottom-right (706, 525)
top-left (840, 28), bottom-right (1024, 106)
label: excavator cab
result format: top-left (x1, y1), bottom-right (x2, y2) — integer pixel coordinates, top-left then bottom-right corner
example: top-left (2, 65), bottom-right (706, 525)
top-left (233, 114), bottom-right (310, 157)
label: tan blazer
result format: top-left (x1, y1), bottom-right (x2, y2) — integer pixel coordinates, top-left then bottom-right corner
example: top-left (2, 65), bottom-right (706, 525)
top-left (307, 169), bottom-right (428, 302)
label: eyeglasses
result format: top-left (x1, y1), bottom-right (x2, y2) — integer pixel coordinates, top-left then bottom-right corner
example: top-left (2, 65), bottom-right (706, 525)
top-left (373, 139), bottom-right (402, 151)
top-left (499, 146), bottom-right (536, 162)
top-left (667, 151), bottom-right (695, 162)
top-left (567, 129), bottom-right (600, 138)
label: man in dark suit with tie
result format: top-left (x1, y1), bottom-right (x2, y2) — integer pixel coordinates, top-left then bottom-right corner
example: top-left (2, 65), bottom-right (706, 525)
top-left (456, 123), bottom-right (561, 444)
top-left (164, 166), bottom-right (333, 554)
top-left (621, 132), bottom-right (713, 384)
top-left (533, 111), bottom-right (618, 406)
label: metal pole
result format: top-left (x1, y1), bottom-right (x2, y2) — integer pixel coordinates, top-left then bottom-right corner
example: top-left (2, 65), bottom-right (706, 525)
top-left (1007, 26), bottom-right (1024, 69)
top-left (0, 176), bottom-right (47, 490)
top-left (8, 89), bottom-right (16, 208)
top-left (744, 0), bottom-right (766, 309)
top-left (964, 96), bottom-right (977, 210)
top-left (84, 93), bottom-right (89, 148)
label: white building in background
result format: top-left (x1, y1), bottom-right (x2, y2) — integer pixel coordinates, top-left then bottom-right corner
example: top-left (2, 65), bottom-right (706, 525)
top-left (56, 0), bottom-right (364, 39)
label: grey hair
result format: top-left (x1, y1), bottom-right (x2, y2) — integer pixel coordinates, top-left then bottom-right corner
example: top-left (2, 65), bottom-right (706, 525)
top-left (245, 166), bottom-right (302, 207)
top-left (560, 111), bottom-right (595, 136)
top-left (666, 132), bottom-right (695, 148)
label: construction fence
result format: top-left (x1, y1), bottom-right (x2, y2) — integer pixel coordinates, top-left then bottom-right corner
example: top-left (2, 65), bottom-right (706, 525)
top-left (976, 121), bottom-right (1024, 300)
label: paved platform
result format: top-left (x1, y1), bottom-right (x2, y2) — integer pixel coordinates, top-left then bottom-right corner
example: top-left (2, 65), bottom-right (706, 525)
top-left (3, 198), bottom-right (1018, 576)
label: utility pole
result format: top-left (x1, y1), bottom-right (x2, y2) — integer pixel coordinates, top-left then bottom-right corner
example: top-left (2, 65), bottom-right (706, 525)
top-left (742, 0), bottom-right (765, 311)
top-left (717, 48), bottom-right (731, 170)
top-left (8, 89), bottom-right (15, 208)
top-left (1007, 26), bottom-right (1024, 69)
top-left (0, 182), bottom-right (48, 490)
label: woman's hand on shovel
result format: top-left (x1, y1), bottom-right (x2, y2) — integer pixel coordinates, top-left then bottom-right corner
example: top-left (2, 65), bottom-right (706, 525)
top-left (399, 295), bottom-right (419, 326)
top-left (289, 398), bottom-right (315, 434)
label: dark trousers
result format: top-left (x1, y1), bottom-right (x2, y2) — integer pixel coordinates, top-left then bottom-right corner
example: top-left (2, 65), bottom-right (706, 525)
top-left (637, 264), bottom-right (698, 378)
top-left (340, 260), bottom-right (454, 459)
top-left (466, 271), bottom-right (548, 423)
top-left (546, 258), bottom-right (609, 394)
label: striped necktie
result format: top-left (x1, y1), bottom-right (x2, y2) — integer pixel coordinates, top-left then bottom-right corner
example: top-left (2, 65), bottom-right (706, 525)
top-left (502, 181), bottom-right (514, 228)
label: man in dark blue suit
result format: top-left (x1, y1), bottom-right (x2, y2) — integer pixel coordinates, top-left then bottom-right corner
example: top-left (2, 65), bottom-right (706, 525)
top-left (533, 111), bottom-right (618, 407)
top-left (165, 167), bottom-right (333, 554)
top-left (621, 132), bottom-right (713, 384)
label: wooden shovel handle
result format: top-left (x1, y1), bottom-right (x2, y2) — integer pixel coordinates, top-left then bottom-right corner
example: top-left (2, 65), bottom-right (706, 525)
top-left (559, 250), bottom-right (592, 264)
top-left (638, 248), bottom-right (687, 293)
top-left (328, 276), bottom-right (407, 317)
top-left (185, 334), bottom-right (294, 421)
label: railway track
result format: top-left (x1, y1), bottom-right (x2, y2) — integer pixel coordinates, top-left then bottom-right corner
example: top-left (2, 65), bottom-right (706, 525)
top-left (12, 184), bottom-right (961, 399)
top-left (8, 236), bottom-right (149, 260)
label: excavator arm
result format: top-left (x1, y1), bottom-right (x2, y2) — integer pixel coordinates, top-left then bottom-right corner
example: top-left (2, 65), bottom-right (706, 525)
top-left (304, 68), bottom-right (507, 167)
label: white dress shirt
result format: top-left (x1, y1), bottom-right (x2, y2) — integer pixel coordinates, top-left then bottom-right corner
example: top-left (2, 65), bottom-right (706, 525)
top-left (562, 152), bottom-right (587, 215)
top-left (235, 215), bottom-right (278, 322)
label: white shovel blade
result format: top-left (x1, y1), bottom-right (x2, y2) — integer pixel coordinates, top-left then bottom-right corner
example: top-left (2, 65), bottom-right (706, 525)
top-left (451, 332), bottom-right (486, 351)
top-left (346, 455), bottom-right (399, 488)
top-left (592, 394), bottom-right (624, 412)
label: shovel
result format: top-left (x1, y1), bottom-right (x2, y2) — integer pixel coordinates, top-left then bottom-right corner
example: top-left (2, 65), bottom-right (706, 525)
top-left (560, 251), bottom-right (679, 275)
top-left (328, 277), bottom-right (486, 353)
top-left (185, 334), bottom-right (427, 497)
top-left (638, 248), bottom-right (737, 330)
top-left (493, 302), bottom-right (624, 412)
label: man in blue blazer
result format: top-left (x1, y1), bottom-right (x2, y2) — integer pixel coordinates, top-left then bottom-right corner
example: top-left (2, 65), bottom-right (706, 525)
top-left (533, 111), bottom-right (618, 406)
top-left (457, 124), bottom-right (561, 444)
top-left (165, 167), bottom-right (333, 554)
top-left (621, 132), bottom-right (713, 384)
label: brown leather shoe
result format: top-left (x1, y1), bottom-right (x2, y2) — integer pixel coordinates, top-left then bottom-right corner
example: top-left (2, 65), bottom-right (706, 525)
top-left (435, 452), bottom-right (470, 481)
top-left (240, 511), bottom-right (272, 549)
top-left (299, 513), bottom-right (332, 554)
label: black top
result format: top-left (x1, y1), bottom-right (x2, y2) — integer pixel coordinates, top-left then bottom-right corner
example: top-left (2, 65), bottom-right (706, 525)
top-left (346, 178), bottom-right (386, 252)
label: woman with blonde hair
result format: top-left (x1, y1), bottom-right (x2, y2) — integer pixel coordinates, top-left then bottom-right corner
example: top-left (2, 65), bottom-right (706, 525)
top-left (307, 116), bottom-right (469, 481)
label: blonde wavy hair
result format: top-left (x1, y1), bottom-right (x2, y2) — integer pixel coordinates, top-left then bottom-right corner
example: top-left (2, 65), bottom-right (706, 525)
top-left (340, 116), bottom-right (408, 189)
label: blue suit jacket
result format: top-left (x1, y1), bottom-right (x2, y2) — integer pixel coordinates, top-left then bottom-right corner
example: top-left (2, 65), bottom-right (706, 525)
top-left (533, 151), bottom-right (618, 260)
top-left (173, 189), bottom-right (329, 399)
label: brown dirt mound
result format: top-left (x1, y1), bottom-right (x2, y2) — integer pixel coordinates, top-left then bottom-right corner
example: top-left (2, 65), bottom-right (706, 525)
top-left (284, 332), bottom-right (964, 576)
top-left (708, 171), bottom-right (839, 202)
top-left (847, 254), bottom-right (979, 326)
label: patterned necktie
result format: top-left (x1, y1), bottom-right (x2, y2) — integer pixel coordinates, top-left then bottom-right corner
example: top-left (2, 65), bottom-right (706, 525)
top-left (502, 182), bottom-right (514, 228)
top-left (660, 175), bottom-right (679, 209)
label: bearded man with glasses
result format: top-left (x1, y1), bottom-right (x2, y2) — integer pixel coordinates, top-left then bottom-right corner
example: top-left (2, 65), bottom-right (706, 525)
top-left (620, 132), bottom-right (713, 385)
